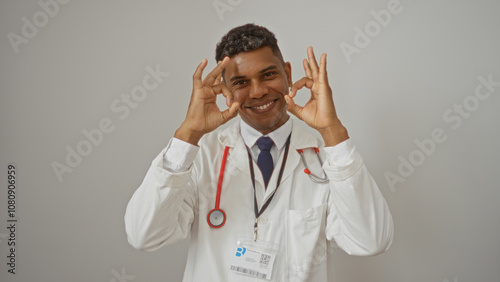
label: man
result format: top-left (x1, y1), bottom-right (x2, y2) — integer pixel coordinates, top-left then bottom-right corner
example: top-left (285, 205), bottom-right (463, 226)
top-left (125, 23), bottom-right (393, 281)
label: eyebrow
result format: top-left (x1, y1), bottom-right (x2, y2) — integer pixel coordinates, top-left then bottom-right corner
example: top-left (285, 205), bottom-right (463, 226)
top-left (229, 65), bottom-right (279, 83)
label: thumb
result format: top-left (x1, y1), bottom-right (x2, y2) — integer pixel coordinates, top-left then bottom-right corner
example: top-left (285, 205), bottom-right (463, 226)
top-left (285, 95), bottom-right (303, 120)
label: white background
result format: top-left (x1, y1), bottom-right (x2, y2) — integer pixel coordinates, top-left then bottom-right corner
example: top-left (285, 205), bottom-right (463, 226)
top-left (1, 0), bottom-right (499, 281)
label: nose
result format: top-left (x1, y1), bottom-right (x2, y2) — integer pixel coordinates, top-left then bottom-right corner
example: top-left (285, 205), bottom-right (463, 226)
top-left (249, 80), bottom-right (269, 99)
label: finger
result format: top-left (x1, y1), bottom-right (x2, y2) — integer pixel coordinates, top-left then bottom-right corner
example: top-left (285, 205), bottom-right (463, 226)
top-left (284, 95), bottom-right (303, 120)
top-left (220, 101), bottom-right (240, 124)
top-left (319, 53), bottom-right (329, 85)
top-left (193, 59), bottom-right (208, 87)
top-left (307, 46), bottom-right (320, 80)
top-left (213, 60), bottom-right (224, 86)
top-left (290, 77), bottom-right (314, 98)
top-left (223, 84), bottom-right (234, 108)
top-left (213, 83), bottom-right (234, 107)
top-left (203, 56), bottom-right (230, 86)
top-left (303, 59), bottom-right (312, 79)
top-left (214, 72), bottom-right (222, 86)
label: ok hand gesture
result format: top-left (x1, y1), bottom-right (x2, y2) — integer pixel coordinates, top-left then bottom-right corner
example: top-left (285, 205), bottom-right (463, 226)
top-left (174, 57), bottom-right (240, 145)
top-left (285, 47), bottom-right (349, 146)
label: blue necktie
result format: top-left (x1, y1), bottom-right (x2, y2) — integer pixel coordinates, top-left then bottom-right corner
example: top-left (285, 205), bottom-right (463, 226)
top-left (257, 136), bottom-right (274, 188)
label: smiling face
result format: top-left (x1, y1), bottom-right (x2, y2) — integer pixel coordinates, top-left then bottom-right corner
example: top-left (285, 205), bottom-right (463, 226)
top-left (224, 46), bottom-right (292, 135)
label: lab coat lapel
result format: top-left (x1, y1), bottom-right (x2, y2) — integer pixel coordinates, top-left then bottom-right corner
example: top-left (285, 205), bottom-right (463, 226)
top-left (218, 121), bottom-right (251, 178)
top-left (262, 119), bottom-right (320, 203)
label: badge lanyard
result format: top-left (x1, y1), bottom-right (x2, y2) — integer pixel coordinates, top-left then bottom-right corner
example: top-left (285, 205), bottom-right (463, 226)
top-left (247, 135), bottom-right (291, 241)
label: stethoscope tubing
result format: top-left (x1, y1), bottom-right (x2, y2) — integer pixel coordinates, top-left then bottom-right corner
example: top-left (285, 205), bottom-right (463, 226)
top-left (297, 148), bottom-right (329, 184)
top-left (215, 146), bottom-right (229, 209)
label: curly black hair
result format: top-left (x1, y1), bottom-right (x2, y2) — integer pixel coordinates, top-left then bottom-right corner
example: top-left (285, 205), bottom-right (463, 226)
top-left (215, 23), bottom-right (284, 64)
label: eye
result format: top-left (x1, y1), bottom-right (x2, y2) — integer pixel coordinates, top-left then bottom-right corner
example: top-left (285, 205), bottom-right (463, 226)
top-left (263, 71), bottom-right (277, 78)
top-left (233, 80), bottom-right (247, 86)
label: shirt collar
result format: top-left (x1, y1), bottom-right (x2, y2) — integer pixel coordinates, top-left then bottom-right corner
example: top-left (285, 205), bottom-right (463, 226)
top-left (240, 118), bottom-right (292, 150)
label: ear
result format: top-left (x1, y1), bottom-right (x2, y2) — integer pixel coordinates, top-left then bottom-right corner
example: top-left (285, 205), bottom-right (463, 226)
top-left (284, 62), bottom-right (292, 87)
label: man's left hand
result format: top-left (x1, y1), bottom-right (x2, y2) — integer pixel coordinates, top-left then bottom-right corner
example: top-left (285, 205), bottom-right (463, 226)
top-left (285, 46), bottom-right (349, 146)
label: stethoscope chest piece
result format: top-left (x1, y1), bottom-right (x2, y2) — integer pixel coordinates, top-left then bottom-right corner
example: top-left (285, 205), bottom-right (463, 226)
top-left (207, 208), bottom-right (226, 228)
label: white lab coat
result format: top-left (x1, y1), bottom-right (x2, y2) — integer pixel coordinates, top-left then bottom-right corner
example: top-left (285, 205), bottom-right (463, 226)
top-left (125, 119), bottom-right (393, 282)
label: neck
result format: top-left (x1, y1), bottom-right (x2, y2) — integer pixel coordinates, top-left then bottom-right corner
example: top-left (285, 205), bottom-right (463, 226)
top-left (258, 115), bottom-right (290, 135)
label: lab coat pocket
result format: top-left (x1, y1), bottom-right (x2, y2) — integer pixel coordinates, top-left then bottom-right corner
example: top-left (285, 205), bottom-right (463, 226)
top-left (285, 204), bottom-right (327, 272)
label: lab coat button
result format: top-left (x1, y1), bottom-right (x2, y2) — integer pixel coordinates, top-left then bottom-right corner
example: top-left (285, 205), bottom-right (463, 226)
top-left (259, 217), bottom-right (268, 224)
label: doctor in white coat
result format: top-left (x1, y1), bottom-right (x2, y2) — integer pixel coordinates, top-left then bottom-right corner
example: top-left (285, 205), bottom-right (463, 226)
top-left (125, 24), bottom-right (393, 282)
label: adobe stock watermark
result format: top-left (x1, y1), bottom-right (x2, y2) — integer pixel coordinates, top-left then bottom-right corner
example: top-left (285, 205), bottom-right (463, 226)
top-left (109, 267), bottom-right (135, 282)
top-left (443, 277), bottom-right (458, 282)
top-left (339, 0), bottom-right (412, 64)
top-left (51, 65), bottom-right (169, 183)
top-left (385, 73), bottom-right (500, 192)
top-left (213, 0), bottom-right (244, 21)
top-left (7, 0), bottom-right (71, 54)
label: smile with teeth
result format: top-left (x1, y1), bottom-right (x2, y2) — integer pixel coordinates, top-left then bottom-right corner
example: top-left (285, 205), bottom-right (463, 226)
top-left (251, 100), bottom-right (274, 110)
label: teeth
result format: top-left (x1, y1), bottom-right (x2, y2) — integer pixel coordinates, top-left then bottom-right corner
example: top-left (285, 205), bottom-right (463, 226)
top-left (254, 101), bottom-right (273, 110)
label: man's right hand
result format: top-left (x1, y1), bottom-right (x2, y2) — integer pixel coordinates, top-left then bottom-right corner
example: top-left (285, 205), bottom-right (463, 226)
top-left (174, 57), bottom-right (240, 145)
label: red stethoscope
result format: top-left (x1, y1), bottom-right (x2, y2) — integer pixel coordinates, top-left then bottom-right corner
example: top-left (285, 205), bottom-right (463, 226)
top-left (206, 142), bottom-right (327, 229)
top-left (207, 146), bottom-right (230, 228)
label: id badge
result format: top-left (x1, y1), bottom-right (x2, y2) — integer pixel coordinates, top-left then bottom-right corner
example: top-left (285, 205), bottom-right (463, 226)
top-left (229, 238), bottom-right (279, 280)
